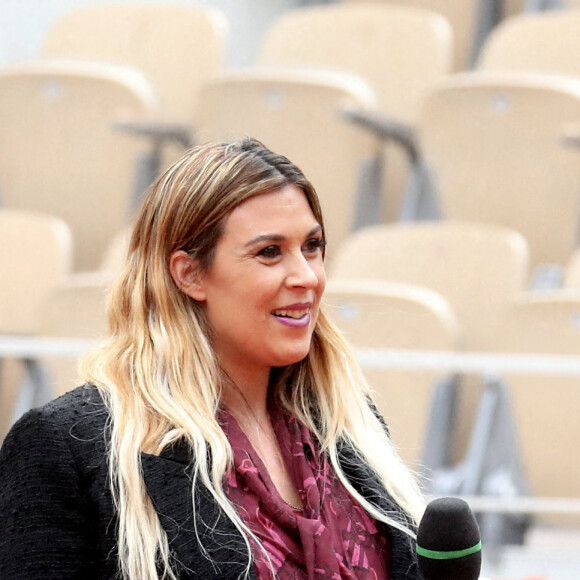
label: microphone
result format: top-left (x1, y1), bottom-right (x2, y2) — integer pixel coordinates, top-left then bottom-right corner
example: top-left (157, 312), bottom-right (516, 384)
top-left (416, 497), bottom-right (482, 580)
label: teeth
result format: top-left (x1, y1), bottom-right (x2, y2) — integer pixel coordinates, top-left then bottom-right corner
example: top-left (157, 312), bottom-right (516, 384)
top-left (273, 308), bottom-right (308, 319)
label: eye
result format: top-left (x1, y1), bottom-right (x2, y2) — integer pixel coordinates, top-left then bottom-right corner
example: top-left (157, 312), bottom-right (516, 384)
top-left (257, 245), bottom-right (282, 260)
top-left (303, 237), bottom-right (326, 256)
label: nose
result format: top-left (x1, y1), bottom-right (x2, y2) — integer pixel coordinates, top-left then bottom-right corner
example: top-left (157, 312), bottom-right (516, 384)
top-left (285, 252), bottom-right (321, 289)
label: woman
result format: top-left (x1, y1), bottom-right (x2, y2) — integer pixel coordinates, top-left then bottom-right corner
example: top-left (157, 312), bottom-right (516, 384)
top-left (0, 138), bottom-right (424, 579)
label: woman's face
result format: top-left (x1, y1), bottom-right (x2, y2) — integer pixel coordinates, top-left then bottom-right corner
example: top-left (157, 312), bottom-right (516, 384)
top-left (186, 185), bottom-right (326, 384)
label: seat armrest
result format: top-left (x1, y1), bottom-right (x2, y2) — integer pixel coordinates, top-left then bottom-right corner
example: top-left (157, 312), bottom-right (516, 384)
top-left (341, 106), bottom-right (419, 163)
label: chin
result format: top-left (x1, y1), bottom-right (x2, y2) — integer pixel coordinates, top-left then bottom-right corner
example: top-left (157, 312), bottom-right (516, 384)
top-left (272, 348), bottom-right (311, 368)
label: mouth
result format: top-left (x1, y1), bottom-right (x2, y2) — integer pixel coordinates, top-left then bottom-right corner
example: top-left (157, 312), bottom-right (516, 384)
top-left (271, 304), bottom-right (313, 327)
top-left (271, 308), bottom-right (310, 320)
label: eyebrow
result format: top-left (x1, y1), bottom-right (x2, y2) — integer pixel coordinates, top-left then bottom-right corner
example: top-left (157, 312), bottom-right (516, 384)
top-left (245, 225), bottom-right (322, 247)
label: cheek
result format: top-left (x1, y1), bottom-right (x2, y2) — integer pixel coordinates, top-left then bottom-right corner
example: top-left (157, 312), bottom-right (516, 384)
top-left (237, 272), bottom-right (282, 313)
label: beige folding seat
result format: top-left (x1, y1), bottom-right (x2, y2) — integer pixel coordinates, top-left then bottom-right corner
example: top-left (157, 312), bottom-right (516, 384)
top-left (41, 3), bottom-right (228, 120)
top-left (330, 221), bottom-right (529, 350)
top-left (0, 209), bottom-right (73, 335)
top-left (324, 278), bottom-right (459, 470)
top-left (329, 220), bottom-right (530, 462)
top-left (259, 3), bottom-right (453, 221)
top-left (418, 72), bottom-right (580, 271)
top-left (479, 10), bottom-right (580, 78)
top-left (261, 4), bottom-right (452, 125)
top-left (38, 278), bottom-right (109, 398)
top-left (492, 291), bottom-right (580, 504)
top-left (343, 0), bottom-right (484, 71)
top-left (564, 248), bottom-right (580, 288)
top-left (0, 209), bottom-right (73, 436)
top-left (0, 60), bottom-right (157, 271)
top-left (193, 68), bottom-right (381, 254)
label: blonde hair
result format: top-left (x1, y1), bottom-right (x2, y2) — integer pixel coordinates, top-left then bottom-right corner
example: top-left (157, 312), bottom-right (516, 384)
top-left (80, 138), bottom-right (424, 579)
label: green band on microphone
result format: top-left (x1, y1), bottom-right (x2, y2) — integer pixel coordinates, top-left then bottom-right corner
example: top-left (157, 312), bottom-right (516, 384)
top-left (416, 540), bottom-right (482, 560)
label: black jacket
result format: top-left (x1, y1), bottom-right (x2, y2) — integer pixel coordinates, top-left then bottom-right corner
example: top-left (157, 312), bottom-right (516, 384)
top-left (0, 385), bottom-right (420, 579)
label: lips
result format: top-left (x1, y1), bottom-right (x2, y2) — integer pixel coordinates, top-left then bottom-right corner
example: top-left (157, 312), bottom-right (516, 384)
top-left (271, 303), bottom-right (313, 327)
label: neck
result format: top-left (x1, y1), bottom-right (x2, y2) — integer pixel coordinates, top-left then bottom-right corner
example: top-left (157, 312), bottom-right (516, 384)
top-left (220, 364), bottom-right (271, 424)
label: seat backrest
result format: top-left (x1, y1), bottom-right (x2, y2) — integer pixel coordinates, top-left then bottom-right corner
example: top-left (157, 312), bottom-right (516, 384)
top-left (38, 278), bottom-right (109, 397)
top-left (418, 72), bottom-right (580, 269)
top-left (260, 4), bottom-right (452, 124)
top-left (260, 4), bottom-right (453, 222)
top-left (492, 291), bottom-right (580, 500)
top-left (479, 11), bottom-right (580, 78)
top-left (343, 0), bottom-right (481, 71)
top-left (193, 68), bottom-right (380, 254)
top-left (0, 60), bottom-right (157, 271)
top-left (0, 209), bottom-right (72, 437)
top-left (41, 4), bottom-right (228, 118)
top-left (324, 278), bottom-right (459, 468)
top-left (564, 248), bottom-right (580, 288)
top-left (329, 221), bottom-right (529, 350)
top-left (0, 209), bottom-right (72, 335)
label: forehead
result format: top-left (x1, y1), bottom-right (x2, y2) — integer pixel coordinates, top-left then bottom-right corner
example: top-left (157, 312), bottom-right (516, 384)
top-left (222, 185), bottom-right (319, 240)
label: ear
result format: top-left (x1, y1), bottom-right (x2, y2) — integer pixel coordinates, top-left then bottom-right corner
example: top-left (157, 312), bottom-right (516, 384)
top-left (169, 250), bottom-right (207, 302)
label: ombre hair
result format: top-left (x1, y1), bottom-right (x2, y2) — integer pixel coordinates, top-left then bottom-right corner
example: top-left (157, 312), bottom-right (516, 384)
top-left (80, 137), bottom-right (424, 579)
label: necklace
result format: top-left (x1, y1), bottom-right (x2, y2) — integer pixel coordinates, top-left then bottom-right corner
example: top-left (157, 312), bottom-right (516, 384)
top-left (220, 373), bottom-right (305, 513)
top-left (281, 496), bottom-right (303, 511)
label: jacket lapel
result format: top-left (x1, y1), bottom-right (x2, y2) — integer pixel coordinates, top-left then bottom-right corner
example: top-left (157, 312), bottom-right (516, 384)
top-left (141, 429), bottom-right (416, 580)
top-left (141, 443), bottom-right (255, 580)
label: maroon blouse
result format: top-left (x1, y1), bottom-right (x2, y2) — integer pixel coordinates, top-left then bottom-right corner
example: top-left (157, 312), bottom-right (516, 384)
top-left (220, 406), bottom-right (391, 579)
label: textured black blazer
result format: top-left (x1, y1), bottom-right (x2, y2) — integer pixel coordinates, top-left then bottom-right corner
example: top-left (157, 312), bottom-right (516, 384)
top-left (0, 385), bottom-right (420, 579)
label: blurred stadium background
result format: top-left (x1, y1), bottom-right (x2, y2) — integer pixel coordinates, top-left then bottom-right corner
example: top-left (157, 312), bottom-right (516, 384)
top-left (0, 1), bottom-right (579, 578)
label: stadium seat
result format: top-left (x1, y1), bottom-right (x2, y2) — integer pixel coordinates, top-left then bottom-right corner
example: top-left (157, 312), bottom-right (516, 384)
top-left (489, 291), bottom-right (580, 504)
top-left (418, 72), bottom-right (580, 271)
top-left (329, 220), bottom-right (530, 470)
top-left (0, 60), bottom-right (158, 271)
top-left (42, 3), bottom-right (228, 120)
top-left (324, 278), bottom-right (459, 472)
top-left (329, 221), bottom-right (529, 350)
top-left (479, 10), bottom-right (580, 79)
top-left (0, 209), bottom-right (72, 335)
top-left (38, 278), bottom-right (109, 398)
top-left (342, 0), bottom-right (488, 70)
top-left (259, 3), bottom-right (453, 222)
top-left (193, 68), bottom-right (381, 254)
top-left (0, 209), bottom-right (72, 436)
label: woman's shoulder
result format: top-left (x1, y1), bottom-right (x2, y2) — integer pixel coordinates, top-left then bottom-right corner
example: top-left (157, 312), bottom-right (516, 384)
top-left (2, 384), bottom-right (110, 466)
top-left (26, 383), bottom-right (107, 431)
top-left (42, 382), bottom-right (107, 420)
top-left (0, 385), bottom-right (117, 579)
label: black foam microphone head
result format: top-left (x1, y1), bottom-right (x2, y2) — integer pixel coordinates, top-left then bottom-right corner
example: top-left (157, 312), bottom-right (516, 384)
top-left (416, 497), bottom-right (482, 580)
